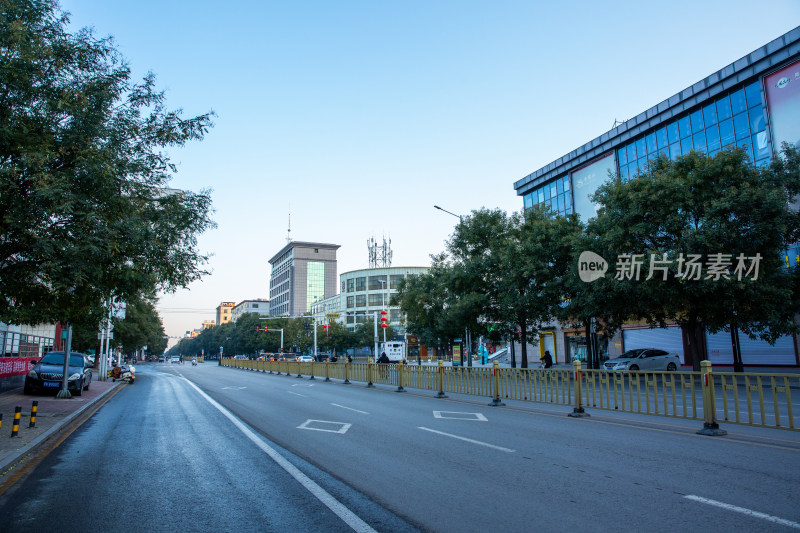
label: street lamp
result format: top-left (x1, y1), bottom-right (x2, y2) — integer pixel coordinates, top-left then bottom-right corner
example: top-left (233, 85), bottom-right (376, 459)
top-left (434, 205), bottom-right (462, 221)
top-left (434, 205), bottom-right (472, 367)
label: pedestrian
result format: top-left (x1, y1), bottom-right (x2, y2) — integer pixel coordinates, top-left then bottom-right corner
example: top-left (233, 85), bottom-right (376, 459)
top-left (541, 350), bottom-right (553, 369)
top-left (378, 351), bottom-right (389, 380)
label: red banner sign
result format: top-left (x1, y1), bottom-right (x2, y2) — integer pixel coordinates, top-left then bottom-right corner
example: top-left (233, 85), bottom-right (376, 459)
top-left (0, 356), bottom-right (40, 379)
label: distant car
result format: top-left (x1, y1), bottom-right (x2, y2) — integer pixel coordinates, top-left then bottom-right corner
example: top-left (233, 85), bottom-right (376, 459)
top-left (297, 355), bottom-right (314, 363)
top-left (24, 351), bottom-right (92, 396)
top-left (604, 348), bottom-right (681, 371)
top-left (158, 356), bottom-right (165, 362)
top-left (170, 356), bottom-right (180, 364)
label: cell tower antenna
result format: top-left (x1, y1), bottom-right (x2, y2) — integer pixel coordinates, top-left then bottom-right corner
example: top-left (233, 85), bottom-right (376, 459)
top-left (287, 209), bottom-right (291, 243)
top-left (367, 235), bottom-right (392, 268)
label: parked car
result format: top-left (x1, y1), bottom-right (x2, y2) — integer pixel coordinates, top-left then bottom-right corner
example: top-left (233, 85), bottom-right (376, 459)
top-left (24, 351), bottom-right (93, 396)
top-left (297, 355), bottom-right (314, 363)
top-left (603, 348), bottom-right (681, 371)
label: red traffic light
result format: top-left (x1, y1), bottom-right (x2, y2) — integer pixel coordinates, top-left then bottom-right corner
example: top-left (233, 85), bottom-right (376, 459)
top-left (255, 326), bottom-right (268, 332)
top-left (380, 310), bottom-right (389, 328)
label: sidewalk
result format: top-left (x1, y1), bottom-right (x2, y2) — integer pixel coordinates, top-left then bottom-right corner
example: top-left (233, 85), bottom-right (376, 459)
top-left (0, 378), bottom-right (122, 479)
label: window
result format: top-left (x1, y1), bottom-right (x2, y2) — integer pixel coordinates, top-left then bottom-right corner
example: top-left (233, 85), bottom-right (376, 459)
top-left (355, 277), bottom-right (366, 291)
top-left (656, 127), bottom-right (668, 149)
top-left (347, 296), bottom-right (354, 308)
top-left (702, 103), bottom-right (717, 126)
top-left (355, 295), bottom-right (366, 307)
top-left (706, 124), bottom-right (720, 151)
top-left (716, 95), bottom-right (732, 121)
top-left (748, 105), bottom-right (764, 133)
top-left (719, 118), bottom-right (735, 146)
top-left (681, 136), bottom-right (693, 154)
top-left (626, 143), bottom-right (637, 163)
top-left (745, 81), bottom-right (761, 109)
top-left (617, 147), bottom-right (628, 166)
top-left (690, 110), bottom-right (704, 133)
top-left (666, 122), bottom-right (680, 144)
top-left (678, 116), bottom-right (692, 139)
top-left (692, 130), bottom-right (706, 153)
top-left (646, 132), bottom-right (657, 154)
top-left (635, 138), bottom-right (646, 159)
top-left (346, 279), bottom-right (354, 293)
top-left (368, 294), bottom-right (383, 306)
top-left (730, 88), bottom-right (747, 115)
top-left (368, 275), bottom-right (387, 290)
top-left (669, 142), bottom-right (681, 160)
top-left (390, 275), bottom-right (404, 289)
top-left (733, 112), bottom-right (750, 140)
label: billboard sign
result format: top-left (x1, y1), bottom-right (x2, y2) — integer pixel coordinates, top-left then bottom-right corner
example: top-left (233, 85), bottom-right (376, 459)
top-left (764, 58), bottom-right (800, 151)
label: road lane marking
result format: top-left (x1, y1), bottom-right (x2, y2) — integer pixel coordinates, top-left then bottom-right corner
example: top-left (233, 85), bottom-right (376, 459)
top-left (433, 411), bottom-right (487, 421)
top-left (331, 403), bottom-right (369, 414)
top-left (418, 427), bottom-right (515, 453)
top-left (222, 386), bottom-right (246, 390)
top-left (183, 379), bottom-right (376, 533)
top-left (287, 391), bottom-right (307, 397)
top-left (684, 495), bottom-right (800, 529)
top-left (298, 420), bottom-right (352, 434)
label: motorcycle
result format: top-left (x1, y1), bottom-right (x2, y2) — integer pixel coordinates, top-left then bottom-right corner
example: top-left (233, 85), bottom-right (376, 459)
top-left (192, 359), bottom-right (197, 366)
top-left (111, 364), bottom-right (135, 384)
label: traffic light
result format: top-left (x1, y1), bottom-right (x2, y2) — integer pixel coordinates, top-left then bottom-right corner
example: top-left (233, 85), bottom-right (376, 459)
top-left (380, 310), bottom-right (388, 329)
top-left (255, 326), bottom-right (268, 332)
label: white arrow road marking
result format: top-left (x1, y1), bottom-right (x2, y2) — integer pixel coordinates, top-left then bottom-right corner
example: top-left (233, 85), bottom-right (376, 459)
top-left (684, 495), bottom-right (800, 529)
top-left (418, 427), bottom-right (515, 453)
top-left (331, 403), bottom-right (369, 414)
top-left (183, 379), bottom-right (375, 533)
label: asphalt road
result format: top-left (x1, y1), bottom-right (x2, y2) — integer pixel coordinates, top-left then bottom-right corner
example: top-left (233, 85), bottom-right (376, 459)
top-left (0, 365), bottom-right (420, 533)
top-left (177, 362), bottom-right (800, 532)
top-left (2, 362), bottom-right (799, 532)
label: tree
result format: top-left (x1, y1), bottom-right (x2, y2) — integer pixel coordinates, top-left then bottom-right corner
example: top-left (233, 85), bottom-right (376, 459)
top-left (0, 0), bottom-right (215, 330)
top-left (587, 147), bottom-right (800, 370)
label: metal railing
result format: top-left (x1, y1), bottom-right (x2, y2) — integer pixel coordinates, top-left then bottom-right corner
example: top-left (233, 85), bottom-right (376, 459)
top-left (221, 358), bottom-right (799, 433)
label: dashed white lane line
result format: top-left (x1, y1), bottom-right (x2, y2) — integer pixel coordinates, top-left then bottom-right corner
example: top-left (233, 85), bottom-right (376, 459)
top-left (331, 403), bottom-right (369, 414)
top-left (418, 427), bottom-right (515, 453)
top-left (184, 379), bottom-right (376, 533)
top-left (684, 495), bottom-right (800, 529)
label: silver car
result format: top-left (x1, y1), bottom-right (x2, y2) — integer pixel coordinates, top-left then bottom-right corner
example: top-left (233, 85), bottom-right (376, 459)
top-left (603, 348), bottom-right (681, 371)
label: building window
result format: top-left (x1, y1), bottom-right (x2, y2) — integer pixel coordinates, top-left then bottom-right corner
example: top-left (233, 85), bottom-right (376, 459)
top-left (347, 296), bottom-right (354, 308)
top-left (355, 295), bottom-right (366, 307)
top-left (368, 275), bottom-right (387, 290)
top-left (355, 277), bottom-right (366, 291)
top-left (346, 278), bottom-right (355, 293)
top-left (368, 294), bottom-right (384, 306)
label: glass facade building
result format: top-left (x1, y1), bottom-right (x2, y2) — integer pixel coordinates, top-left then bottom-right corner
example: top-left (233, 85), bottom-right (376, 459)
top-left (513, 27), bottom-right (800, 367)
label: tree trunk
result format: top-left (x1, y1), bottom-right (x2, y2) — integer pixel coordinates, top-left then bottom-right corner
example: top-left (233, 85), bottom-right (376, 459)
top-left (520, 318), bottom-right (529, 369)
top-left (685, 313), bottom-right (706, 372)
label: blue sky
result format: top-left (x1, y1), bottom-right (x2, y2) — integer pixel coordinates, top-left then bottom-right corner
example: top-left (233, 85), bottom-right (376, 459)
top-left (60, 1), bottom-right (800, 346)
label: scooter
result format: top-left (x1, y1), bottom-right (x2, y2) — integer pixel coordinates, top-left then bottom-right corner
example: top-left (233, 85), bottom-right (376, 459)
top-left (112, 364), bottom-right (135, 384)
top-left (192, 359), bottom-right (197, 366)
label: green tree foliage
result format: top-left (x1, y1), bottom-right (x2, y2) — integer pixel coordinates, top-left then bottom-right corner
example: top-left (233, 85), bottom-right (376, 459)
top-left (586, 147), bottom-right (800, 370)
top-left (0, 0), bottom-right (215, 328)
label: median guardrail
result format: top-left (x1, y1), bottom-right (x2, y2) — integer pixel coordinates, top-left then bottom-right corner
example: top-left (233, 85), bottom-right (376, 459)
top-left (220, 358), bottom-right (798, 434)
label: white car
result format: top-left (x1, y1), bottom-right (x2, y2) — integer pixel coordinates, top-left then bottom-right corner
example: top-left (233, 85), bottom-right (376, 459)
top-left (297, 355), bottom-right (314, 363)
top-left (170, 356), bottom-right (180, 364)
top-left (604, 348), bottom-right (681, 371)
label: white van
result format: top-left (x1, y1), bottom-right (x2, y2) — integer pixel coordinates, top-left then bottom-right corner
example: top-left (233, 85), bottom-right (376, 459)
top-left (380, 341), bottom-right (406, 363)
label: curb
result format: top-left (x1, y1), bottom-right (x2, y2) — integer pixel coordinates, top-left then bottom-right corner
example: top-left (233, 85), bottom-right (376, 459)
top-left (0, 382), bottom-right (124, 481)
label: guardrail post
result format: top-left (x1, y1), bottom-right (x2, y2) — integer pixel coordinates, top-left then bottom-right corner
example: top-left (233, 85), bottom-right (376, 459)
top-left (367, 358), bottom-right (374, 388)
top-left (488, 361), bottom-right (505, 406)
top-left (325, 360), bottom-right (331, 382)
top-left (435, 360), bottom-right (447, 398)
top-left (10, 406), bottom-right (21, 437)
top-left (396, 361), bottom-right (405, 392)
top-left (697, 360), bottom-right (727, 436)
top-left (344, 358), bottom-right (351, 384)
top-left (296, 362), bottom-right (303, 378)
top-left (309, 361), bottom-right (316, 380)
top-left (568, 360), bottom-right (589, 417)
top-left (29, 400), bottom-right (38, 428)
